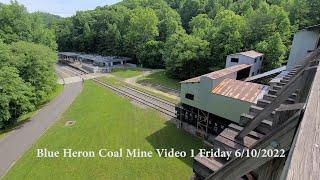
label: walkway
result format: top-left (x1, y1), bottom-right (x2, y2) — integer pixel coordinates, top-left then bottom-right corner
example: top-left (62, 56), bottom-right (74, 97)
top-left (0, 82), bottom-right (83, 177)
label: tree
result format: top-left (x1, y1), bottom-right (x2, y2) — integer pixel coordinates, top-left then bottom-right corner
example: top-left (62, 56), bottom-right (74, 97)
top-left (92, 5), bottom-right (130, 56)
top-left (179, 0), bottom-right (200, 31)
top-left (0, 1), bottom-right (32, 43)
top-left (0, 1), bottom-right (57, 50)
top-left (137, 40), bottom-right (164, 68)
top-left (209, 10), bottom-right (246, 67)
top-left (30, 14), bottom-right (57, 50)
top-left (149, 1), bottom-right (182, 40)
top-left (71, 11), bottom-right (95, 52)
top-left (55, 18), bottom-right (73, 51)
top-left (163, 31), bottom-right (210, 79)
top-left (9, 41), bottom-right (58, 105)
top-left (164, 0), bottom-right (185, 9)
top-left (125, 7), bottom-right (159, 59)
top-left (0, 66), bottom-right (35, 128)
top-left (189, 14), bottom-right (213, 39)
top-left (285, 0), bottom-right (309, 29)
top-left (304, 0), bottom-right (320, 26)
top-left (244, 2), bottom-right (291, 47)
top-left (256, 32), bottom-right (286, 71)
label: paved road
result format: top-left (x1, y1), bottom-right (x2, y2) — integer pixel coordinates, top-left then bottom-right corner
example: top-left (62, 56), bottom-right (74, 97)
top-left (0, 82), bottom-right (83, 177)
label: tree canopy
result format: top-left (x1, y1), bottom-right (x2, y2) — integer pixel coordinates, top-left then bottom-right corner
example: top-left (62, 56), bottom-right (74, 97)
top-left (54, 0), bottom-right (319, 79)
top-left (0, 1), bottom-right (58, 128)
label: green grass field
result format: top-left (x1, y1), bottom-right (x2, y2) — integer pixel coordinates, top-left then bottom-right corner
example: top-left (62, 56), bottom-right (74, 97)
top-left (111, 67), bottom-right (143, 78)
top-left (0, 84), bottom-right (64, 139)
top-left (4, 81), bottom-right (203, 180)
top-left (138, 71), bottom-right (180, 90)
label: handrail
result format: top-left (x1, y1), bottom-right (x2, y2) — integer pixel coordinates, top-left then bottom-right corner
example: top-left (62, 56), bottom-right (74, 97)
top-left (284, 62), bottom-right (320, 180)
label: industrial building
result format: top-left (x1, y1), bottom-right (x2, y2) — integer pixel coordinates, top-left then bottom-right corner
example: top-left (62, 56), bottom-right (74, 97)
top-left (176, 25), bottom-right (320, 137)
top-left (177, 50), bottom-right (269, 136)
top-left (58, 52), bottom-right (131, 73)
top-left (189, 25), bottom-right (320, 180)
top-left (269, 24), bottom-right (320, 86)
top-left (226, 50), bottom-right (264, 76)
top-left (287, 24), bottom-right (320, 70)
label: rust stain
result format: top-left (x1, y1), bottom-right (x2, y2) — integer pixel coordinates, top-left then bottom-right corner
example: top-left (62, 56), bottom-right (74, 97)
top-left (212, 78), bottom-right (265, 103)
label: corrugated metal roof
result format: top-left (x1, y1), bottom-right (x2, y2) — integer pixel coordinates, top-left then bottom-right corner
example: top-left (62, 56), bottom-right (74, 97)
top-left (59, 52), bottom-right (131, 63)
top-left (205, 64), bottom-right (251, 79)
top-left (238, 50), bottom-right (264, 58)
top-left (212, 78), bottom-right (268, 103)
top-left (180, 76), bottom-right (201, 83)
top-left (181, 64), bottom-right (251, 84)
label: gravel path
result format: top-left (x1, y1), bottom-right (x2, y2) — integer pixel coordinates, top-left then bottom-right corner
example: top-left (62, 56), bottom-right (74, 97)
top-left (0, 82), bottom-right (83, 177)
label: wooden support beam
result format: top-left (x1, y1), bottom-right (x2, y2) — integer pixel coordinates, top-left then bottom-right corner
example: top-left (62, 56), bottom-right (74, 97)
top-left (257, 157), bottom-right (286, 180)
top-left (272, 103), bottom-right (305, 128)
top-left (205, 112), bottom-right (301, 180)
top-left (236, 75), bottom-right (303, 140)
top-left (236, 57), bottom-right (318, 140)
top-left (284, 64), bottom-right (320, 180)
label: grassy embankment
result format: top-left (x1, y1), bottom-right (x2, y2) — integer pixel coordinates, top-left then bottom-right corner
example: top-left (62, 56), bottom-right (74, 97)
top-left (137, 71), bottom-right (180, 90)
top-left (110, 67), bottom-right (143, 78)
top-left (4, 81), bottom-right (204, 179)
top-left (99, 76), bottom-right (179, 104)
top-left (0, 84), bottom-right (64, 139)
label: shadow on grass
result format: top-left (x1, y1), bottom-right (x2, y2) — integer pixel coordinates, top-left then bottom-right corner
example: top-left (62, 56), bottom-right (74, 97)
top-left (146, 120), bottom-right (204, 168)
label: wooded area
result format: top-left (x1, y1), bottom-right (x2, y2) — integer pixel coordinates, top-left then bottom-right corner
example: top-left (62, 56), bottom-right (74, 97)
top-left (51, 0), bottom-right (319, 79)
top-left (0, 1), bottom-right (57, 128)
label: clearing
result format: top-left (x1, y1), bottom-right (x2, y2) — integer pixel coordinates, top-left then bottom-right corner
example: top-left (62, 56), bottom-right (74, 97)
top-left (110, 67), bottom-right (143, 78)
top-left (137, 70), bottom-right (180, 90)
top-left (4, 81), bottom-right (203, 180)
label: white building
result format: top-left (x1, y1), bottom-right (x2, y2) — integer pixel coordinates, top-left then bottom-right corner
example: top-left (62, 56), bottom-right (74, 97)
top-left (287, 24), bottom-right (320, 71)
top-left (226, 50), bottom-right (264, 76)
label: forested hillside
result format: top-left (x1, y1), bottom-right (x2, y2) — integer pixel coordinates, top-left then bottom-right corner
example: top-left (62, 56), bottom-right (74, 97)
top-left (0, 1), bottom-right (58, 128)
top-left (54, 0), bottom-right (319, 79)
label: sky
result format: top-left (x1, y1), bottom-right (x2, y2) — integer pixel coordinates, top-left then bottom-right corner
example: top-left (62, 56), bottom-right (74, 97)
top-left (0, 0), bottom-right (122, 17)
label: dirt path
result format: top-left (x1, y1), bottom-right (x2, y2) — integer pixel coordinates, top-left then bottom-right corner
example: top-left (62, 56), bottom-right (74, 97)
top-left (0, 82), bottom-right (83, 177)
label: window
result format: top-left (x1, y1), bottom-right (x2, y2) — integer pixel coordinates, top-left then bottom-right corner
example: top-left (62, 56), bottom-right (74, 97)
top-left (252, 72), bottom-right (255, 76)
top-left (185, 93), bottom-right (194, 100)
top-left (254, 59), bottom-right (257, 63)
top-left (230, 58), bottom-right (239, 63)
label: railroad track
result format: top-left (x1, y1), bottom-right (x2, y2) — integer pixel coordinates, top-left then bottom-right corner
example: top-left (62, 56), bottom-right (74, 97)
top-left (64, 64), bottom-right (177, 118)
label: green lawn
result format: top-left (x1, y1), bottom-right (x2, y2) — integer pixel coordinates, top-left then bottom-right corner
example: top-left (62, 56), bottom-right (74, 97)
top-left (98, 76), bottom-right (179, 104)
top-left (138, 71), bottom-right (180, 90)
top-left (111, 67), bottom-right (143, 78)
top-left (0, 84), bottom-right (64, 139)
top-left (4, 81), bottom-right (203, 180)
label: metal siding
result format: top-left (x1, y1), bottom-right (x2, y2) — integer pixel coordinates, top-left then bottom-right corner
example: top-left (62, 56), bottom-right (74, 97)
top-left (288, 30), bottom-right (320, 70)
